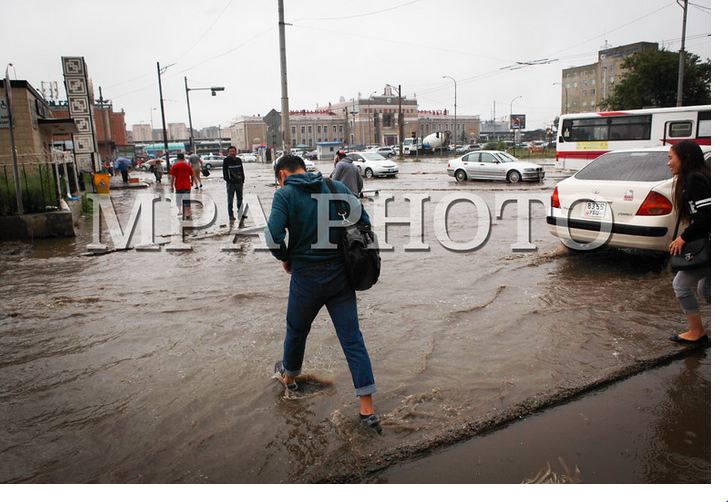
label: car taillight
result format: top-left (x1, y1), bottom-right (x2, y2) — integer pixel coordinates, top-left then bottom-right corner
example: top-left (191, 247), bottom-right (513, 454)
top-left (447, 162), bottom-right (451, 168)
top-left (551, 186), bottom-right (560, 208)
top-left (636, 191), bottom-right (672, 216)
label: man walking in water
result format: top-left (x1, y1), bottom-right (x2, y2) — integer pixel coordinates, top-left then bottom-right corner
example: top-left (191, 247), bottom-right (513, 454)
top-left (188, 151), bottom-right (203, 189)
top-left (222, 146), bottom-right (245, 222)
top-left (267, 154), bottom-right (381, 433)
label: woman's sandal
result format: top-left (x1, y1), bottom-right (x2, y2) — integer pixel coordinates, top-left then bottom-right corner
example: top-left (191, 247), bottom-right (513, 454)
top-left (360, 413), bottom-right (382, 434)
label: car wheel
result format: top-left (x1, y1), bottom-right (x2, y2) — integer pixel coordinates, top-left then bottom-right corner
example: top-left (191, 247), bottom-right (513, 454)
top-left (507, 170), bottom-right (522, 183)
top-left (365, 168), bottom-right (374, 179)
top-left (455, 169), bottom-right (467, 182)
top-left (206, 163), bottom-right (212, 169)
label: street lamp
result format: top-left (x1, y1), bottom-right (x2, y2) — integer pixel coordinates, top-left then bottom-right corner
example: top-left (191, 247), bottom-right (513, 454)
top-left (184, 76), bottom-right (225, 154)
top-left (442, 75), bottom-right (457, 146)
top-left (552, 82), bottom-right (567, 114)
top-left (150, 107), bottom-right (157, 139)
top-left (385, 83), bottom-right (405, 159)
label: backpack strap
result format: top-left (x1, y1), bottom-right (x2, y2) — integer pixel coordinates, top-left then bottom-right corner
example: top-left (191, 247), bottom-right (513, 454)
top-left (324, 178), bottom-right (349, 220)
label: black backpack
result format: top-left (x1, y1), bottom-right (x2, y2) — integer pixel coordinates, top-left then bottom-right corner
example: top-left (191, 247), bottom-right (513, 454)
top-left (324, 179), bottom-right (381, 291)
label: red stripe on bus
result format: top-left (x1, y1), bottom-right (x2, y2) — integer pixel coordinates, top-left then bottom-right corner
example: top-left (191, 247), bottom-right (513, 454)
top-left (665, 138), bottom-right (711, 146)
top-left (556, 151), bottom-right (609, 160)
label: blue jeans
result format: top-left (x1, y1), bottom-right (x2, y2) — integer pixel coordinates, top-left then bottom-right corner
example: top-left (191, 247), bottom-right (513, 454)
top-left (282, 259), bottom-right (376, 397)
top-left (226, 182), bottom-right (243, 219)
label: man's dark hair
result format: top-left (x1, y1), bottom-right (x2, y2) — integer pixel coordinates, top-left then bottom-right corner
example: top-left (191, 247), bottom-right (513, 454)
top-left (228, 146), bottom-right (237, 152)
top-left (176, 153), bottom-right (185, 160)
top-left (274, 154), bottom-right (306, 181)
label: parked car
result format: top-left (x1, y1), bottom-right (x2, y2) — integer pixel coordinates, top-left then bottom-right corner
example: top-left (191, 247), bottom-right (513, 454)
top-left (275, 154), bottom-right (317, 172)
top-left (237, 153), bottom-right (257, 163)
top-left (346, 151), bottom-right (398, 178)
top-left (546, 146), bottom-right (711, 252)
top-left (303, 150), bottom-right (318, 160)
top-left (200, 154), bottom-right (225, 169)
top-left (447, 150), bottom-right (544, 183)
top-left (371, 146), bottom-right (395, 158)
top-left (455, 144), bottom-right (480, 154)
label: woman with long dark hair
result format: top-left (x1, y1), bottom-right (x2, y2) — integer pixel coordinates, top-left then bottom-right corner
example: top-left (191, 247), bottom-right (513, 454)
top-left (668, 140), bottom-right (711, 344)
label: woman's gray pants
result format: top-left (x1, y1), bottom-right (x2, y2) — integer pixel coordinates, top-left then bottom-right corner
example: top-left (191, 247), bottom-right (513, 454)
top-left (673, 267), bottom-right (710, 315)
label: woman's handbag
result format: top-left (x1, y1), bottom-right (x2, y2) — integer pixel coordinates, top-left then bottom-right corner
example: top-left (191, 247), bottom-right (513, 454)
top-left (201, 167), bottom-right (211, 177)
top-left (671, 237), bottom-right (710, 271)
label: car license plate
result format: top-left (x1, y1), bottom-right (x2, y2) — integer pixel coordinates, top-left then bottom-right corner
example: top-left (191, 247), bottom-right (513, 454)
top-left (585, 201), bottom-right (606, 218)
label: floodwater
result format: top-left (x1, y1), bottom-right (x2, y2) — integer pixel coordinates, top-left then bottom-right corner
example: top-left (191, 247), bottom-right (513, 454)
top-left (0, 158), bottom-right (710, 482)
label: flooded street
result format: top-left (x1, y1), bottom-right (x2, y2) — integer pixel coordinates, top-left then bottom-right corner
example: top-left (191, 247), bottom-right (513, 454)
top-left (0, 158), bottom-right (710, 483)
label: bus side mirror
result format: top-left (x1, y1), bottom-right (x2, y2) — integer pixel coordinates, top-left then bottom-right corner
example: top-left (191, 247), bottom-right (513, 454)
top-left (558, 136), bottom-right (565, 143)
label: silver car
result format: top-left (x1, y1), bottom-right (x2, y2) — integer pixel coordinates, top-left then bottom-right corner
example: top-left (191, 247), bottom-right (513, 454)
top-left (200, 154), bottom-right (225, 169)
top-left (447, 150), bottom-right (544, 183)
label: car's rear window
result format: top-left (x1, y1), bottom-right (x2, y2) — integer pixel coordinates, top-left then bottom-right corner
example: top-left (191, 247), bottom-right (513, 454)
top-left (575, 151), bottom-right (671, 182)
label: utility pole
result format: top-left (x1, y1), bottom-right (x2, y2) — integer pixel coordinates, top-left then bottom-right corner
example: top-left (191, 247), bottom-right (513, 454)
top-left (96, 86), bottom-right (113, 161)
top-left (185, 76), bottom-right (194, 153)
top-left (157, 61), bottom-right (172, 170)
top-left (676, 0), bottom-right (689, 106)
top-left (398, 84), bottom-right (404, 159)
top-left (277, 0), bottom-right (291, 154)
top-left (442, 75), bottom-right (457, 145)
top-left (4, 66), bottom-right (22, 214)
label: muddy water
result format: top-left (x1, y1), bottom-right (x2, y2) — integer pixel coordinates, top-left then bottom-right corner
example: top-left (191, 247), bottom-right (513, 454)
top-left (0, 159), bottom-right (709, 482)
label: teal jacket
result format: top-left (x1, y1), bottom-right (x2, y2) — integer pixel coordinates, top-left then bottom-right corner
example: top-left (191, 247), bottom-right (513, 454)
top-left (267, 172), bottom-right (371, 269)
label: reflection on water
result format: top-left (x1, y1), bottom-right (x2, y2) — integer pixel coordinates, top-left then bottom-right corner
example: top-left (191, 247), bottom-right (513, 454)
top-left (0, 163), bottom-right (709, 482)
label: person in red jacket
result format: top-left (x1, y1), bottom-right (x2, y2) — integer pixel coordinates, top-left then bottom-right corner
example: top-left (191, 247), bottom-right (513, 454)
top-left (169, 153), bottom-right (194, 219)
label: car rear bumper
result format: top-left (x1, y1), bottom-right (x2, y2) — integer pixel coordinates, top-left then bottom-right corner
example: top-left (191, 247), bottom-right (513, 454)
top-left (546, 216), bottom-right (671, 251)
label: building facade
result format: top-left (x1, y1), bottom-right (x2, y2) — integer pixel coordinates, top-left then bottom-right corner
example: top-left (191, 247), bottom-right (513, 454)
top-left (167, 122), bottom-right (188, 142)
top-left (561, 41), bottom-right (658, 114)
top-left (229, 85), bottom-right (481, 151)
top-left (131, 123), bottom-right (152, 142)
top-left (49, 100), bottom-right (128, 161)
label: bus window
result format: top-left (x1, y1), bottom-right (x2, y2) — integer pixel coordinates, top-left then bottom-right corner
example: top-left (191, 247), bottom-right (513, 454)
top-left (608, 115), bottom-right (651, 141)
top-left (562, 118), bottom-right (608, 142)
top-left (697, 111), bottom-right (711, 138)
top-left (668, 121), bottom-right (693, 138)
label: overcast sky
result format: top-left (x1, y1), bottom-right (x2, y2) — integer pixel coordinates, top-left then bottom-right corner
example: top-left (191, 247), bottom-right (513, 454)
top-left (3, 0), bottom-right (712, 131)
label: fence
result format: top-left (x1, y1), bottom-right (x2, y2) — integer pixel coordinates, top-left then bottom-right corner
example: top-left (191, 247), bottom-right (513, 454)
top-left (0, 162), bottom-right (63, 216)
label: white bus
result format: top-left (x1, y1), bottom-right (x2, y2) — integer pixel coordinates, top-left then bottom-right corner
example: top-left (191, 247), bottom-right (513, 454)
top-left (556, 105), bottom-right (710, 170)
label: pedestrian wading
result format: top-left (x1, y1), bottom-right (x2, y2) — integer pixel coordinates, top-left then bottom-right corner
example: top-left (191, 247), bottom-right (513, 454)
top-left (667, 140), bottom-right (711, 345)
top-left (223, 145), bottom-right (245, 222)
top-left (267, 154), bottom-right (381, 433)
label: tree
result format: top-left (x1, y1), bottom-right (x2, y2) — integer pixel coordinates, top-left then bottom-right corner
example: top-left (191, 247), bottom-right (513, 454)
top-left (600, 49), bottom-right (710, 110)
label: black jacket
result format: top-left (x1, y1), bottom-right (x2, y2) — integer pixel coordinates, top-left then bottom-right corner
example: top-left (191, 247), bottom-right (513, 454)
top-left (680, 170), bottom-right (710, 242)
top-left (222, 155), bottom-right (244, 184)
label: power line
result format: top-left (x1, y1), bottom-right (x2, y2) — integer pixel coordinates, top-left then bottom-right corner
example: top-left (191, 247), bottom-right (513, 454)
top-left (174, 0), bottom-right (234, 62)
top-left (292, 0), bottom-right (422, 21)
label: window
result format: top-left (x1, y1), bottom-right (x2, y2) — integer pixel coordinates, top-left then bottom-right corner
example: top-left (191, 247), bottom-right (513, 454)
top-left (479, 152), bottom-right (497, 163)
top-left (697, 110), bottom-right (711, 138)
top-left (383, 113), bottom-right (393, 127)
top-left (575, 151), bottom-right (670, 182)
top-left (308, 126), bottom-right (312, 133)
top-left (324, 125), bottom-right (328, 133)
top-left (291, 126), bottom-right (296, 134)
top-left (607, 115), bottom-right (651, 141)
top-left (317, 125), bottom-right (321, 133)
top-left (464, 153), bottom-right (480, 162)
top-left (668, 121), bottom-right (693, 138)
top-left (562, 115), bottom-right (651, 142)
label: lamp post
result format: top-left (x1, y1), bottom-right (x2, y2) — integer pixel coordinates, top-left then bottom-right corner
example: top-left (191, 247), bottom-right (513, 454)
top-left (385, 84), bottom-right (405, 159)
top-left (442, 75), bottom-right (457, 146)
top-left (510, 95), bottom-right (522, 149)
top-left (184, 76), bottom-right (224, 154)
top-left (156, 61), bottom-right (175, 169)
top-left (149, 107), bottom-right (156, 139)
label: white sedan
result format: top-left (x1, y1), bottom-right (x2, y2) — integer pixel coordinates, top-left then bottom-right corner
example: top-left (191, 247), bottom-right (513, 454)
top-left (237, 153), bottom-right (257, 163)
top-left (346, 152), bottom-right (398, 178)
top-left (547, 145), bottom-right (710, 252)
top-left (447, 150), bottom-right (544, 183)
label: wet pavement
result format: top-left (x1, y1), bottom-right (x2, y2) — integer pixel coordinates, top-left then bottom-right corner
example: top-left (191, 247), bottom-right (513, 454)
top-left (0, 157), bottom-right (710, 482)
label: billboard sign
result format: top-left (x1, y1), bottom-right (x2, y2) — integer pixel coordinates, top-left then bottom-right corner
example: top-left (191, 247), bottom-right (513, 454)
top-left (510, 114), bottom-right (526, 130)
